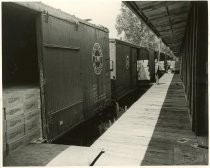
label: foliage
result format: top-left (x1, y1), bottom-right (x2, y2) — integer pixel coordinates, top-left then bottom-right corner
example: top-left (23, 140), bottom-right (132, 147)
top-left (115, 3), bottom-right (173, 57)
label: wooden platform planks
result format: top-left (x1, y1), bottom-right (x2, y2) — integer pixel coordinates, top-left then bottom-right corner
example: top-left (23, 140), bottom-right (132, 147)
top-left (46, 146), bottom-right (102, 166)
top-left (92, 74), bottom-right (173, 165)
top-left (92, 73), bottom-right (207, 165)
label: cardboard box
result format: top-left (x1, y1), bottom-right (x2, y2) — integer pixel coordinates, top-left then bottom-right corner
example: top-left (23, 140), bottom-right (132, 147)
top-left (6, 114), bottom-right (24, 130)
top-left (4, 104), bottom-right (24, 119)
top-left (22, 89), bottom-right (40, 102)
top-left (24, 110), bottom-right (40, 123)
top-left (13, 86), bottom-right (39, 98)
top-left (3, 85), bottom-right (40, 105)
top-left (25, 119), bottom-right (40, 134)
top-left (24, 101), bottom-right (39, 113)
top-left (3, 91), bottom-right (22, 108)
top-left (7, 137), bottom-right (25, 154)
top-left (24, 129), bottom-right (41, 144)
top-left (4, 104), bottom-right (24, 120)
top-left (6, 125), bottom-right (24, 143)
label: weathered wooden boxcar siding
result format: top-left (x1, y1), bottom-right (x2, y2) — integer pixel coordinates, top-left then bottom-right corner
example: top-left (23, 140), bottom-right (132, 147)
top-left (39, 14), bottom-right (84, 141)
top-left (148, 50), bottom-right (156, 82)
top-left (115, 43), bottom-right (131, 99)
top-left (3, 2), bottom-right (111, 142)
top-left (79, 24), bottom-right (110, 119)
top-left (180, 1), bottom-right (208, 137)
top-left (139, 48), bottom-right (149, 60)
top-left (130, 47), bottom-right (138, 88)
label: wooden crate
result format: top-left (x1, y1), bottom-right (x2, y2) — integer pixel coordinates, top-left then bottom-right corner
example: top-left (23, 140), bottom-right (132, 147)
top-left (6, 124), bottom-right (24, 143)
top-left (23, 101), bottom-right (39, 113)
top-left (6, 114), bottom-right (24, 130)
top-left (24, 110), bottom-right (40, 123)
top-left (25, 119), bottom-right (40, 134)
top-left (4, 104), bottom-right (24, 119)
top-left (24, 129), bottom-right (41, 144)
top-left (7, 137), bottom-right (25, 154)
top-left (21, 89), bottom-right (39, 102)
top-left (3, 91), bottom-right (22, 108)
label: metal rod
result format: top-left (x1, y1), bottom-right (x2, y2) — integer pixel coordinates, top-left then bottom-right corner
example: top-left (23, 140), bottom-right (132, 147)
top-left (50, 100), bottom-right (83, 115)
top-left (43, 43), bottom-right (80, 51)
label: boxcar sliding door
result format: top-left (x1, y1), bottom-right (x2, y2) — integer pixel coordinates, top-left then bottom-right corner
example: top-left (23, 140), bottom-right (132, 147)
top-left (36, 13), bottom-right (84, 142)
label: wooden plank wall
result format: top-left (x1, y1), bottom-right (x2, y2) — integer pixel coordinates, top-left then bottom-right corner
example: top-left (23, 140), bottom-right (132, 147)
top-left (180, 1), bottom-right (208, 142)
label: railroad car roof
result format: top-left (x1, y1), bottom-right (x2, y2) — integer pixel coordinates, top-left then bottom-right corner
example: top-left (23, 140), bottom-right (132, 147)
top-left (5, 1), bottom-right (109, 33)
top-left (109, 38), bottom-right (162, 55)
top-left (109, 38), bottom-right (142, 49)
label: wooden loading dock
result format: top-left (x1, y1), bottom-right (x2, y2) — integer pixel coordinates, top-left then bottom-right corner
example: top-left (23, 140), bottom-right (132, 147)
top-left (4, 74), bottom-right (208, 166)
top-left (125, 0), bottom-right (208, 149)
top-left (91, 74), bottom-right (207, 165)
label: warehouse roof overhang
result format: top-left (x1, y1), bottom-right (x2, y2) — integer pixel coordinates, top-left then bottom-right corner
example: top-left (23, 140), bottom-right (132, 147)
top-left (124, 1), bottom-right (191, 57)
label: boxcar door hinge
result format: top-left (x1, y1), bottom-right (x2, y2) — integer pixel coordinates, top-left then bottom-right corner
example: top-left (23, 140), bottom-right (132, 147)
top-left (43, 10), bottom-right (49, 23)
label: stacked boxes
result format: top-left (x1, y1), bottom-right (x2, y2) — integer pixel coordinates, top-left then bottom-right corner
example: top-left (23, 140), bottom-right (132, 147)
top-left (137, 60), bottom-right (150, 80)
top-left (3, 86), bottom-right (42, 155)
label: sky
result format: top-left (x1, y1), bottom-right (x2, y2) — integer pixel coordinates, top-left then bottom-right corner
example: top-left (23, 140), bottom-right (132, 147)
top-left (42, 0), bottom-right (122, 38)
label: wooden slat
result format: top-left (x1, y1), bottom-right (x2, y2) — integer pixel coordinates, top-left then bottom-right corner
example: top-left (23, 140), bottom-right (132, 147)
top-left (125, 1), bottom-right (191, 57)
top-left (91, 74), bottom-right (206, 165)
top-left (92, 75), bottom-right (174, 165)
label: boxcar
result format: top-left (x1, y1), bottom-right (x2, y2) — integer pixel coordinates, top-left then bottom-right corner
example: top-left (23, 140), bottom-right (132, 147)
top-left (2, 2), bottom-right (111, 142)
top-left (109, 39), bottom-right (138, 100)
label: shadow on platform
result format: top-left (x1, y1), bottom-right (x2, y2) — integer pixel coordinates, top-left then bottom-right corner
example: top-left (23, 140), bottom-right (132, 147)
top-left (141, 74), bottom-right (208, 165)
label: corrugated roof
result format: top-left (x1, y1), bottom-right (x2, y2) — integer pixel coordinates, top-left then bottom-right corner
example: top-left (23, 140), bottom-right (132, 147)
top-left (124, 1), bottom-right (191, 57)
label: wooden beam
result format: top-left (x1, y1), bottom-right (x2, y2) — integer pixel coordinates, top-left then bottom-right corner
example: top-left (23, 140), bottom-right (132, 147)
top-left (124, 1), bottom-right (190, 54)
top-left (149, 12), bottom-right (188, 22)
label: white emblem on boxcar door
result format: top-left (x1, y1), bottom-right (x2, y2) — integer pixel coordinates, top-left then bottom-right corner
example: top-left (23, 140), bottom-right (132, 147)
top-left (126, 55), bottom-right (129, 70)
top-left (92, 43), bottom-right (103, 75)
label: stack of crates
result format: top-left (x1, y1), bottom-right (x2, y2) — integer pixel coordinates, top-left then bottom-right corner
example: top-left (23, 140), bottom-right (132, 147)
top-left (137, 60), bottom-right (150, 80)
top-left (3, 86), bottom-right (42, 155)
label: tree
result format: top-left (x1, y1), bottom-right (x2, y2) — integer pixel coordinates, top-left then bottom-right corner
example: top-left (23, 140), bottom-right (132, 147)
top-left (115, 3), bottom-right (173, 57)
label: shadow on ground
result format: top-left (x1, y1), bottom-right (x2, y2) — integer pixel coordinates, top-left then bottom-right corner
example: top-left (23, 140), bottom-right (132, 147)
top-left (140, 74), bottom-right (208, 165)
